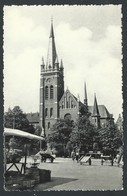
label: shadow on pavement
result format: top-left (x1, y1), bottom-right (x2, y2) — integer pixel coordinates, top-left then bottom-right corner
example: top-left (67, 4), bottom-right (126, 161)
top-left (33, 177), bottom-right (78, 191)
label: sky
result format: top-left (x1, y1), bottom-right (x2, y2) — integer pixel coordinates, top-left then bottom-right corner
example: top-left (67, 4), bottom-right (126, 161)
top-left (3, 5), bottom-right (122, 121)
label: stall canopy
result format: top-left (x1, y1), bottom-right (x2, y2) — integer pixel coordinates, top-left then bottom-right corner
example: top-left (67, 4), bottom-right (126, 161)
top-left (4, 128), bottom-right (44, 174)
top-left (4, 128), bottom-right (44, 141)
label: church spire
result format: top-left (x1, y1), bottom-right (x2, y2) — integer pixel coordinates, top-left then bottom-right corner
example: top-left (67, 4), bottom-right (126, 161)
top-left (84, 82), bottom-right (88, 106)
top-left (46, 19), bottom-right (57, 69)
top-left (49, 17), bottom-right (54, 38)
top-left (92, 94), bottom-right (100, 117)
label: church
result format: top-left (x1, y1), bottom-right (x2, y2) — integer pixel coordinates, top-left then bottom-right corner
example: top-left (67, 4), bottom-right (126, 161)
top-left (27, 21), bottom-right (114, 136)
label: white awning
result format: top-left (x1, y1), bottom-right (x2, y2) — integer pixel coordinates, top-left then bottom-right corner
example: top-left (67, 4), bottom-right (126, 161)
top-left (4, 128), bottom-right (44, 141)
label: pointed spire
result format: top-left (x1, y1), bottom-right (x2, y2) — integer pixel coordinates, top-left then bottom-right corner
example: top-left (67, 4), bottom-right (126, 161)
top-left (77, 94), bottom-right (80, 102)
top-left (46, 19), bottom-right (57, 69)
top-left (41, 56), bottom-right (45, 72)
top-left (92, 94), bottom-right (100, 117)
top-left (42, 56), bottom-right (45, 65)
top-left (54, 56), bottom-right (59, 69)
top-left (84, 81), bottom-right (88, 106)
top-left (49, 17), bottom-right (54, 38)
top-left (60, 59), bottom-right (64, 70)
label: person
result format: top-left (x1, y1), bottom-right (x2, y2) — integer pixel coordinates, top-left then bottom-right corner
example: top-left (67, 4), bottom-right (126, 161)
top-left (75, 149), bottom-right (80, 163)
top-left (88, 156), bottom-right (92, 165)
top-left (71, 150), bottom-right (75, 161)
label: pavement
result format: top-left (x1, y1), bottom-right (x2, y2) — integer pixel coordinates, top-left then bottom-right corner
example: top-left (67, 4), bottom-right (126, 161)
top-left (6, 157), bottom-right (123, 191)
top-left (33, 157), bottom-right (123, 191)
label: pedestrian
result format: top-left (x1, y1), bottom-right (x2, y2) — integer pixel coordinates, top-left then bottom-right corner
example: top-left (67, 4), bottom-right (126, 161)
top-left (89, 156), bottom-right (92, 165)
top-left (75, 149), bottom-right (79, 163)
top-left (71, 150), bottom-right (75, 161)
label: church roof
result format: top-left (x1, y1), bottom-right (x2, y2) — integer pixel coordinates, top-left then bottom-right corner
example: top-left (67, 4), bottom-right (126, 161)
top-left (88, 105), bottom-right (111, 119)
top-left (26, 113), bottom-right (39, 123)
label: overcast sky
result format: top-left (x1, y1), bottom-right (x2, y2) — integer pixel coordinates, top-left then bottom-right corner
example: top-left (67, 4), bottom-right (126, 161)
top-left (4, 5), bottom-right (122, 121)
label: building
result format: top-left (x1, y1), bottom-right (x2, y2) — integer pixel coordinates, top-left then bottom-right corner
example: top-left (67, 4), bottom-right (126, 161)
top-left (26, 21), bottom-right (114, 136)
top-left (116, 114), bottom-right (123, 132)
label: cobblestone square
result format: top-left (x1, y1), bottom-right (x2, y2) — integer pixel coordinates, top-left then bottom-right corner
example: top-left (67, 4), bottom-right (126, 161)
top-left (31, 157), bottom-right (123, 191)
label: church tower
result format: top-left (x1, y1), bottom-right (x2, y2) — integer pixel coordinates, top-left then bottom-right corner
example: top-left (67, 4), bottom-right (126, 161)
top-left (39, 20), bottom-right (64, 136)
top-left (92, 94), bottom-right (100, 128)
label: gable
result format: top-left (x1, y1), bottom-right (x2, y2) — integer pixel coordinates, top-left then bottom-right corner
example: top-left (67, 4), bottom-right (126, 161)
top-left (59, 89), bottom-right (78, 109)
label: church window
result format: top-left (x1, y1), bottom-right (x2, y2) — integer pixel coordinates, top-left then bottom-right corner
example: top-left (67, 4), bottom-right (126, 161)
top-left (45, 108), bottom-right (48, 117)
top-left (64, 97), bottom-right (66, 108)
top-left (45, 86), bottom-right (48, 99)
top-left (62, 102), bottom-right (64, 109)
top-left (41, 79), bottom-right (43, 86)
top-left (71, 101), bottom-right (74, 108)
top-left (67, 101), bottom-right (69, 108)
top-left (50, 85), bottom-right (54, 99)
top-left (64, 113), bottom-right (71, 120)
top-left (95, 119), bottom-right (96, 123)
top-left (50, 108), bottom-right (53, 117)
top-left (68, 97), bottom-right (71, 108)
top-left (48, 122), bottom-right (50, 129)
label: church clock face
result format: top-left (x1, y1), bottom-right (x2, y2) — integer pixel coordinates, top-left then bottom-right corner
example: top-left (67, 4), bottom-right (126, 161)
top-left (47, 78), bottom-right (51, 83)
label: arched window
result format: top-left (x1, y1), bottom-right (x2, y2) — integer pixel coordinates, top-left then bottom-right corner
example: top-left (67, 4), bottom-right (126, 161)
top-left (64, 113), bottom-right (71, 120)
top-left (48, 122), bottom-right (50, 129)
top-left (62, 101), bottom-right (64, 109)
top-left (50, 85), bottom-right (54, 99)
top-left (50, 108), bottom-right (53, 117)
top-left (68, 97), bottom-right (71, 108)
top-left (71, 101), bottom-right (74, 108)
top-left (45, 86), bottom-right (48, 99)
top-left (45, 108), bottom-right (48, 117)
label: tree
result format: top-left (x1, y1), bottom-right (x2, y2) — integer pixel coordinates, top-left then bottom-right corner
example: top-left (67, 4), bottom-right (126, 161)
top-left (70, 115), bottom-right (98, 152)
top-left (98, 124), bottom-right (123, 156)
top-left (46, 118), bottom-right (73, 157)
top-left (4, 106), bottom-right (35, 154)
top-left (4, 106), bottom-right (35, 133)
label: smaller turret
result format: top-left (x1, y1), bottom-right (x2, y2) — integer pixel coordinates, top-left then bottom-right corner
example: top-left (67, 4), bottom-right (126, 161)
top-left (92, 94), bottom-right (100, 128)
top-left (54, 56), bottom-right (59, 70)
top-left (41, 56), bottom-right (45, 72)
top-left (77, 94), bottom-right (80, 102)
top-left (60, 59), bottom-right (64, 70)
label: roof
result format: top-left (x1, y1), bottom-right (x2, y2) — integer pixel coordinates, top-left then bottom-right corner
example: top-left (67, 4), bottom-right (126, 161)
top-left (88, 105), bottom-right (111, 118)
top-left (26, 113), bottom-right (39, 123)
top-left (4, 128), bottom-right (44, 140)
